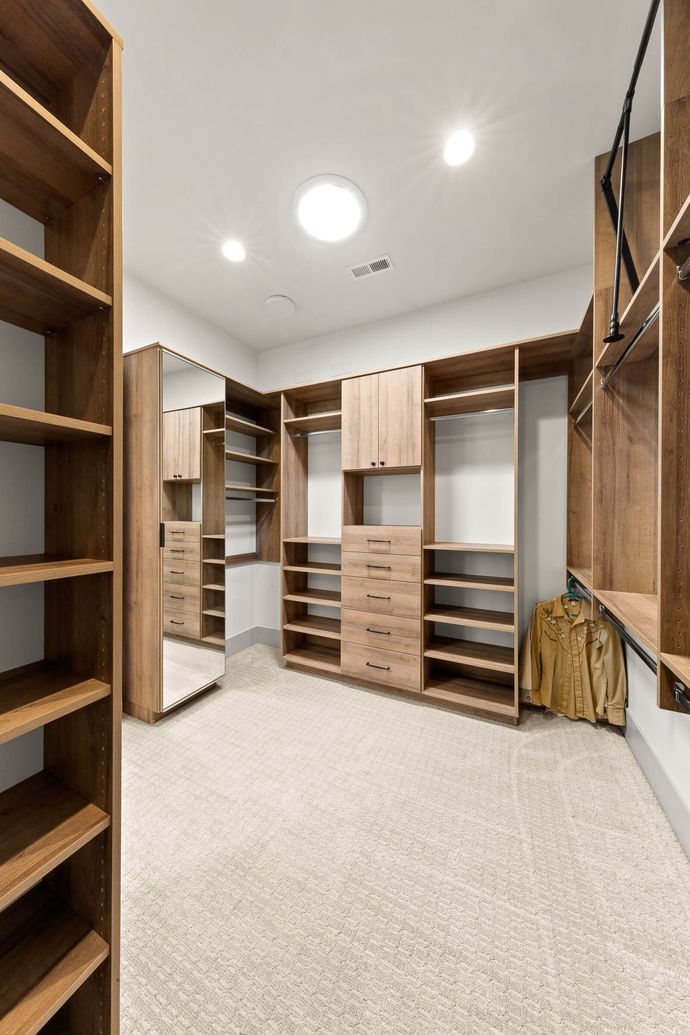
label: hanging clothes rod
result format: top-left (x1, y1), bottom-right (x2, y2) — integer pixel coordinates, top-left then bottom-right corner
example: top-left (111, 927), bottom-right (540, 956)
top-left (572, 398), bottom-right (593, 429)
top-left (598, 603), bottom-right (656, 674)
top-left (600, 303), bottom-right (659, 391)
top-left (672, 681), bottom-right (690, 713)
top-left (429, 407), bottom-right (513, 423)
top-left (677, 254), bottom-right (690, 282)
top-left (291, 428), bottom-right (341, 439)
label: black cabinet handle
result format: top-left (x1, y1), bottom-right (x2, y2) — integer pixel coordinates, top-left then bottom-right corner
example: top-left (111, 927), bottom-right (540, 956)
top-left (366, 627), bottom-right (391, 635)
top-left (367, 593), bottom-right (391, 600)
top-left (366, 661), bottom-right (390, 671)
top-left (367, 564), bottom-right (391, 570)
top-left (366, 538), bottom-right (391, 543)
top-left (169, 619), bottom-right (184, 625)
top-left (370, 460), bottom-right (376, 466)
top-left (170, 548), bottom-right (184, 553)
top-left (170, 594), bottom-right (184, 600)
top-left (169, 570), bottom-right (184, 574)
top-left (379, 460), bottom-right (385, 466)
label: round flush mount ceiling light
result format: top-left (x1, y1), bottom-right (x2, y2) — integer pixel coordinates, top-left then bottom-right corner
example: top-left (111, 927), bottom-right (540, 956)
top-left (443, 129), bottom-right (476, 167)
top-left (222, 239), bottom-right (246, 262)
top-left (294, 175), bottom-right (367, 242)
top-left (265, 294), bottom-right (296, 318)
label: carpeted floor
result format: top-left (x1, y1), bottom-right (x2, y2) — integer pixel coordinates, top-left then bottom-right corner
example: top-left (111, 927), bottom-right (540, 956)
top-left (121, 645), bottom-right (690, 1035)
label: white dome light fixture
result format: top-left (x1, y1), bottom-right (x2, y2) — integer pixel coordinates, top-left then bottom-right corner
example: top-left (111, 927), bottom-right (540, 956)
top-left (294, 175), bottom-right (366, 243)
top-left (443, 129), bottom-right (476, 167)
top-left (222, 239), bottom-right (246, 262)
top-left (264, 294), bottom-right (296, 318)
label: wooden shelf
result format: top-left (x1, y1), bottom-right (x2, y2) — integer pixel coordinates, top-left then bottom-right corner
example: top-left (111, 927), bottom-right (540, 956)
top-left (0, 404), bottom-right (111, 446)
top-left (423, 672), bottom-right (516, 718)
top-left (202, 533), bottom-right (224, 540)
top-left (283, 644), bottom-right (341, 674)
top-left (425, 385), bottom-right (514, 418)
top-left (595, 589), bottom-right (658, 654)
top-left (202, 427), bottom-right (224, 437)
top-left (664, 189), bottom-right (690, 250)
top-left (0, 236), bottom-right (112, 335)
top-left (202, 558), bottom-right (225, 567)
top-left (0, 664), bottom-right (110, 746)
top-left (568, 370), bottom-right (593, 418)
top-left (202, 608), bottom-right (225, 619)
top-left (0, 772), bottom-right (109, 912)
top-left (596, 251), bottom-right (660, 369)
top-left (0, 555), bottom-right (113, 588)
top-left (284, 411), bottom-right (342, 433)
top-left (660, 652), bottom-right (690, 687)
top-left (283, 536), bottom-right (341, 545)
top-left (225, 483), bottom-right (276, 496)
top-left (284, 588), bottom-right (341, 608)
top-left (202, 583), bottom-right (225, 591)
top-left (424, 637), bottom-right (515, 674)
top-left (225, 449), bottom-right (277, 466)
top-left (226, 552), bottom-right (258, 566)
top-left (283, 561), bottom-right (341, 576)
top-left (226, 414), bottom-right (275, 437)
top-left (567, 565), bottom-right (593, 592)
top-left (424, 542), bottom-right (514, 554)
top-left (283, 616), bottom-right (341, 640)
top-left (0, 69), bottom-right (112, 223)
top-left (201, 635), bottom-right (224, 648)
top-left (424, 605), bottom-right (515, 633)
top-left (0, 892), bottom-right (109, 1034)
top-left (424, 572), bottom-right (514, 593)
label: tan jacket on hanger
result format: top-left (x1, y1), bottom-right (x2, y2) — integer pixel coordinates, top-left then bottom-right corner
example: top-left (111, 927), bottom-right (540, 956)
top-left (519, 594), bottom-right (626, 726)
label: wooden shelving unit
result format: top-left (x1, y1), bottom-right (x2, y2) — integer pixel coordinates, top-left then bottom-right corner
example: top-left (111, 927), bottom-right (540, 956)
top-left (283, 410), bottom-right (342, 433)
top-left (0, 2), bottom-right (122, 1026)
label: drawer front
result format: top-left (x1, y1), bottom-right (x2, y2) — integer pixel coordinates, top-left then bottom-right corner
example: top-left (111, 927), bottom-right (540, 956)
top-left (341, 610), bottom-right (421, 656)
top-left (162, 584), bottom-right (201, 612)
top-left (163, 608), bottom-right (200, 639)
top-left (162, 559), bottom-right (200, 587)
top-left (342, 641), bottom-right (421, 692)
top-left (341, 576), bottom-right (420, 618)
top-left (163, 542), bottom-right (200, 561)
top-left (341, 551), bottom-right (420, 583)
top-left (164, 521), bottom-right (201, 545)
top-left (342, 525), bottom-right (421, 556)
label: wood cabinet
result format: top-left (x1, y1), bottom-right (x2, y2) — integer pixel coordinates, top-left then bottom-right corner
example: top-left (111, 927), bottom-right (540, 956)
top-left (162, 407), bottom-right (201, 481)
top-left (342, 367), bottom-right (422, 471)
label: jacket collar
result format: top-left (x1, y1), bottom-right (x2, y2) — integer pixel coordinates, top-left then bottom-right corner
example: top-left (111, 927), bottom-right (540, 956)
top-left (551, 593), bottom-right (587, 626)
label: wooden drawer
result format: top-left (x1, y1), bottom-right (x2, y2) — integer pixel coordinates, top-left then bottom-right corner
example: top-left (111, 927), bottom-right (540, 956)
top-left (342, 525), bottom-right (421, 556)
top-left (163, 608), bottom-right (200, 640)
top-left (164, 521), bottom-right (201, 545)
top-left (163, 542), bottom-right (200, 561)
top-left (162, 559), bottom-right (200, 587)
top-left (162, 584), bottom-right (201, 612)
top-left (342, 641), bottom-right (421, 692)
top-left (341, 576), bottom-right (420, 618)
top-left (341, 610), bottom-right (421, 656)
top-left (341, 551), bottom-right (420, 583)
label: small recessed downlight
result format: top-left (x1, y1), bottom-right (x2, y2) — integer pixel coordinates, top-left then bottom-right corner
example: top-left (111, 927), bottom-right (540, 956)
top-left (294, 175), bottom-right (366, 243)
top-left (222, 239), bottom-right (246, 262)
top-left (443, 129), bottom-right (475, 167)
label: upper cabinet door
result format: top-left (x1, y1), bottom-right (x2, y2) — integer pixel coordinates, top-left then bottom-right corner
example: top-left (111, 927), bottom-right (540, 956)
top-left (378, 366), bottom-right (422, 469)
top-left (162, 407), bottom-right (201, 481)
top-left (162, 410), bottom-right (180, 481)
top-left (342, 373), bottom-right (379, 471)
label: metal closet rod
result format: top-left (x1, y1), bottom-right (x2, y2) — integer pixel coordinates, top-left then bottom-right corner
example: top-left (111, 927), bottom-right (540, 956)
top-left (598, 604), bottom-right (656, 674)
top-left (429, 407), bottom-right (513, 423)
top-left (225, 496), bottom-right (276, 503)
top-left (600, 303), bottom-right (659, 391)
top-left (291, 428), bottom-right (341, 439)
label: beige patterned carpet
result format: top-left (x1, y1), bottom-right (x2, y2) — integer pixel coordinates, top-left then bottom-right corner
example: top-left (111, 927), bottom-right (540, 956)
top-left (121, 645), bottom-right (690, 1034)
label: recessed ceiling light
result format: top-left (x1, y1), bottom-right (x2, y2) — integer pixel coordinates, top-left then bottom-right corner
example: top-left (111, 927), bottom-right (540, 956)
top-left (264, 294), bottom-right (296, 318)
top-left (294, 175), bottom-right (366, 242)
top-left (222, 239), bottom-right (246, 262)
top-left (443, 129), bottom-right (475, 167)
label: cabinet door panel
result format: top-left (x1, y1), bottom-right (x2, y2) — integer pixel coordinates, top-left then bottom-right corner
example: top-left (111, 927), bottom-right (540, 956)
top-left (162, 410), bottom-right (179, 481)
top-left (178, 406), bottom-right (201, 480)
top-left (342, 373), bottom-right (379, 471)
top-left (378, 366), bottom-right (422, 469)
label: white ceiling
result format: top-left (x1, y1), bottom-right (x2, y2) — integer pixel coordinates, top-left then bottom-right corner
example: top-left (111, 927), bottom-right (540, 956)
top-left (101, 0), bottom-right (661, 351)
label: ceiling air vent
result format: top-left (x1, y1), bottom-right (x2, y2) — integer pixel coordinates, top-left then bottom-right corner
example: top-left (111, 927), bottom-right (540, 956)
top-left (347, 254), bottom-right (394, 280)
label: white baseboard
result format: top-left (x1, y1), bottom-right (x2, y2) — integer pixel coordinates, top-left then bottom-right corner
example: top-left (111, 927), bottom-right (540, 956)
top-left (626, 714), bottom-right (690, 859)
top-left (226, 626), bottom-right (280, 656)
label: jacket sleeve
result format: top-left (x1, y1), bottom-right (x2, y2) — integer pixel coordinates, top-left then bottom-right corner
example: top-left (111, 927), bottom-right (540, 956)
top-left (599, 625), bottom-right (626, 725)
top-left (519, 608), bottom-right (542, 705)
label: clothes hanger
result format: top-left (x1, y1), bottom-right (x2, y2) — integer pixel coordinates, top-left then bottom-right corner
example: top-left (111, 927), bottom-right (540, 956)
top-left (561, 576), bottom-right (584, 617)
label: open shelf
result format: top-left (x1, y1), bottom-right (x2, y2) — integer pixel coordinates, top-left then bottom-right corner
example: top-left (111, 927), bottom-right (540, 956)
top-left (0, 890), bottom-right (109, 1034)
top-left (663, 189), bottom-right (690, 250)
top-left (568, 370), bottom-right (593, 419)
top-left (202, 608), bottom-right (225, 619)
top-left (283, 561), bottom-right (341, 576)
top-left (595, 589), bottom-right (658, 654)
top-left (226, 552), bottom-right (258, 566)
top-left (202, 428), bottom-right (224, 438)
top-left (283, 588), bottom-right (341, 608)
top-left (660, 652), bottom-right (690, 687)
top-left (225, 483), bottom-right (276, 496)
top-left (224, 449), bottom-right (277, 466)
top-left (202, 557), bottom-right (225, 566)
top-left (283, 411), bottom-right (342, 433)
top-left (226, 414), bottom-right (275, 437)
top-left (0, 404), bottom-right (112, 446)
top-left (0, 69), bottom-right (112, 223)
top-left (596, 251), bottom-right (660, 369)
top-left (424, 542), bottom-right (514, 554)
top-left (283, 536), bottom-right (341, 546)
top-left (567, 565), bottom-right (593, 592)
top-left (424, 636), bottom-right (515, 674)
top-left (283, 616), bottom-right (342, 640)
top-left (0, 772), bottom-right (109, 912)
top-left (424, 605), bottom-right (515, 632)
top-left (201, 635), bottom-right (225, 648)
top-left (0, 664), bottom-right (110, 746)
top-left (0, 236), bottom-right (112, 335)
top-left (424, 384), bottom-right (514, 418)
top-left (0, 555), bottom-right (113, 588)
top-left (424, 572), bottom-right (514, 593)
top-left (202, 533), bottom-right (224, 540)
top-left (202, 583), bottom-right (225, 591)
top-left (283, 644), bottom-right (341, 674)
top-left (423, 671), bottom-right (515, 718)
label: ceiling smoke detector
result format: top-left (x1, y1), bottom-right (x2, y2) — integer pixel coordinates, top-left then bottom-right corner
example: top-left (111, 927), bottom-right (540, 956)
top-left (347, 254), bottom-right (394, 281)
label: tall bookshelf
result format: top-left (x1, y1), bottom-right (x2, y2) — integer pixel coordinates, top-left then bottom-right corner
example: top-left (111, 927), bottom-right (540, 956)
top-left (0, 0), bottom-right (122, 1030)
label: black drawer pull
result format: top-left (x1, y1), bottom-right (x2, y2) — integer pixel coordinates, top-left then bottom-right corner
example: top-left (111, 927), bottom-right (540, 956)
top-left (170, 548), bottom-right (184, 553)
top-left (366, 538), bottom-right (391, 543)
top-left (170, 594), bottom-right (184, 600)
top-left (169, 619), bottom-right (185, 625)
top-left (170, 530), bottom-right (184, 535)
top-left (366, 627), bottom-right (391, 635)
top-left (367, 593), bottom-right (391, 600)
top-left (367, 564), bottom-right (391, 570)
top-left (169, 569), bottom-right (184, 574)
top-left (366, 662), bottom-right (390, 671)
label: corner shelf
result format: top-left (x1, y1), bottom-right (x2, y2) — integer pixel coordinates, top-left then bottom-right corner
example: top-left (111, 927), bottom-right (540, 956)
top-left (0, 665), bottom-right (110, 746)
top-left (0, 404), bottom-right (112, 446)
top-left (226, 414), bottom-right (275, 437)
top-left (660, 652), bottom-right (690, 687)
top-left (283, 411), bottom-right (342, 433)
top-left (424, 605), bottom-right (515, 633)
top-left (424, 572), bottom-right (513, 593)
top-left (596, 589), bottom-right (658, 654)
top-left (283, 616), bottom-right (341, 640)
top-left (0, 555), bottom-right (113, 588)
top-left (283, 644), bottom-right (341, 674)
top-left (424, 637), bottom-right (515, 674)
top-left (424, 384), bottom-right (514, 418)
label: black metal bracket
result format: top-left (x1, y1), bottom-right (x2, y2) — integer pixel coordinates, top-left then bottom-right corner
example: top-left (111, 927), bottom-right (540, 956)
top-left (672, 682), bottom-right (690, 714)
